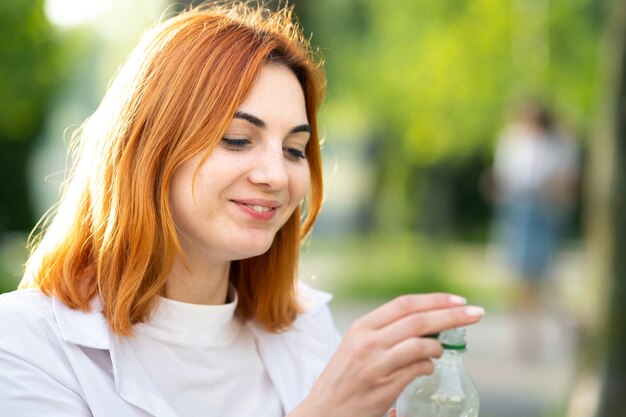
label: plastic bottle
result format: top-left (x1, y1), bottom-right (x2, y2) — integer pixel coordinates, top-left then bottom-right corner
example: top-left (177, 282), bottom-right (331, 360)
top-left (395, 327), bottom-right (479, 417)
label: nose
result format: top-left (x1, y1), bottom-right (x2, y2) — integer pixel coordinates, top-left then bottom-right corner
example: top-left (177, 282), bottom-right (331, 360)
top-left (247, 144), bottom-right (289, 190)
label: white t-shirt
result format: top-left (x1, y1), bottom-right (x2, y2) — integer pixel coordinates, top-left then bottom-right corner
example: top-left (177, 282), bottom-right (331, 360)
top-left (494, 124), bottom-right (578, 200)
top-left (126, 289), bottom-right (284, 417)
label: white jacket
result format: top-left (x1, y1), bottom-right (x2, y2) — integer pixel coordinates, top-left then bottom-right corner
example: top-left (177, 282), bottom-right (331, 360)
top-left (0, 285), bottom-right (341, 417)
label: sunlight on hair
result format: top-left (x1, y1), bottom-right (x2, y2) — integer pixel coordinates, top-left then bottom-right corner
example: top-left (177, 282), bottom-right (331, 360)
top-left (23, 2), bottom-right (327, 334)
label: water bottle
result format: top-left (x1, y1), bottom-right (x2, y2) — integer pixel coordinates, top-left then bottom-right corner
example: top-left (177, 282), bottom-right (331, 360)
top-left (396, 327), bottom-right (479, 417)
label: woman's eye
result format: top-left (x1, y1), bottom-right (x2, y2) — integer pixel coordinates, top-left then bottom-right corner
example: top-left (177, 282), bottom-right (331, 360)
top-left (283, 147), bottom-right (306, 161)
top-left (221, 137), bottom-right (251, 150)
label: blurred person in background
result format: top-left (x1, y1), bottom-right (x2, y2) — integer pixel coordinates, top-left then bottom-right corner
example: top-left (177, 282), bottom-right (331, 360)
top-left (488, 99), bottom-right (579, 360)
top-left (0, 2), bottom-right (483, 416)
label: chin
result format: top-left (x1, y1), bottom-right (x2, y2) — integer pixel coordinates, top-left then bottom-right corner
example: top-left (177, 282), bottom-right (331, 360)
top-left (230, 235), bottom-right (276, 260)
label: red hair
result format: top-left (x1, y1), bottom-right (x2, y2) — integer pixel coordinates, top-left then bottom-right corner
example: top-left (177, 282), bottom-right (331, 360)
top-left (21, 2), bottom-right (325, 335)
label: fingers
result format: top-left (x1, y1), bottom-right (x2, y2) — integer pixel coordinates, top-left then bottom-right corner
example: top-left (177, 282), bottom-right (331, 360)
top-left (303, 293), bottom-right (484, 417)
top-left (378, 305), bottom-right (485, 347)
top-left (372, 336), bottom-right (443, 376)
top-left (387, 409), bottom-right (397, 417)
top-left (385, 358), bottom-right (436, 397)
top-left (355, 293), bottom-right (468, 330)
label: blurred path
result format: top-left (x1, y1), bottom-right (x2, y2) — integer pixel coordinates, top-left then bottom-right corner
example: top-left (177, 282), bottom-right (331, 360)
top-left (329, 300), bottom-right (578, 417)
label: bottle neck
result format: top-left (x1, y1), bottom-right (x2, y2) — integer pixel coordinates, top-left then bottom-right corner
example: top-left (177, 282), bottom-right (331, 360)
top-left (441, 348), bottom-right (465, 360)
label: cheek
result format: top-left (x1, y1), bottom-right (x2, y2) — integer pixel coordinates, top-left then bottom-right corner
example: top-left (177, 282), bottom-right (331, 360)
top-left (168, 169), bottom-right (195, 228)
top-left (290, 166), bottom-right (311, 202)
top-left (168, 155), bottom-right (205, 225)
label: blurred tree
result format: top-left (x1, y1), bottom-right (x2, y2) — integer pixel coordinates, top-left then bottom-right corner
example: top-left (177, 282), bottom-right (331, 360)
top-left (301, 0), bottom-right (601, 234)
top-left (585, 0), bottom-right (626, 414)
top-left (0, 0), bottom-right (67, 232)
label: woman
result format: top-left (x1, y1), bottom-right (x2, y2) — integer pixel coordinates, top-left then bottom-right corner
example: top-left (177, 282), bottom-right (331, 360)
top-left (491, 100), bottom-right (578, 360)
top-left (0, 3), bottom-right (484, 416)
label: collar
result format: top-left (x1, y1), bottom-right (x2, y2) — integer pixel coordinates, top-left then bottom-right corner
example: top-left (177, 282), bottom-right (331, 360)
top-left (137, 287), bottom-right (240, 348)
top-left (51, 282), bottom-right (332, 349)
top-left (52, 282), bottom-right (336, 416)
top-left (52, 296), bottom-right (111, 349)
top-left (247, 282), bottom-right (338, 413)
top-left (53, 296), bottom-right (178, 416)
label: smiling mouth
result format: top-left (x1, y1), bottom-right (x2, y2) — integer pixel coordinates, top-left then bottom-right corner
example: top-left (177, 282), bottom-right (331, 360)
top-left (244, 204), bottom-right (274, 213)
top-left (232, 199), bottom-right (281, 220)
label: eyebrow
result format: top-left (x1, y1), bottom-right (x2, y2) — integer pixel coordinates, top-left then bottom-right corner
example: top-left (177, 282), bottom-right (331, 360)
top-left (234, 111), bottom-right (311, 135)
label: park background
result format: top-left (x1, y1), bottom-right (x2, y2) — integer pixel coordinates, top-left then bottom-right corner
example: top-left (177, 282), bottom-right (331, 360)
top-left (1, 0), bottom-right (625, 416)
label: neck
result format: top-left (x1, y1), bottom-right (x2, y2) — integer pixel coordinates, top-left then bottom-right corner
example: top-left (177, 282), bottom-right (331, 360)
top-left (165, 255), bottom-right (231, 305)
top-left (442, 349), bottom-right (463, 359)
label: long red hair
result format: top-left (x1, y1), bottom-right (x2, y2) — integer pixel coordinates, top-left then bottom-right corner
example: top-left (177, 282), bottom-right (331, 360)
top-left (21, 3), bottom-right (325, 335)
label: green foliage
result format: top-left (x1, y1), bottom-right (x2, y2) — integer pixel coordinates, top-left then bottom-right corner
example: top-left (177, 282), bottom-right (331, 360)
top-left (0, 0), bottom-right (71, 232)
top-left (0, 233), bottom-right (28, 294)
top-left (299, 0), bottom-right (601, 233)
top-left (0, 0), bottom-right (66, 142)
top-left (303, 0), bottom-right (601, 163)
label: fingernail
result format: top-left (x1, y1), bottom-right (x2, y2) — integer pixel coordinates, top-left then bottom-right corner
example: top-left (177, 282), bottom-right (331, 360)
top-left (464, 306), bottom-right (485, 317)
top-left (449, 295), bottom-right (467, 305)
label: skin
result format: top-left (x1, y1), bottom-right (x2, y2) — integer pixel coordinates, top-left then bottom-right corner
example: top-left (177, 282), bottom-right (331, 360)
top-left (166, 64), bottom-right (311, 305)
top-left (290, 294), bottom-right (484, 417)
top-left (166, 63), bottom-right (486, 415)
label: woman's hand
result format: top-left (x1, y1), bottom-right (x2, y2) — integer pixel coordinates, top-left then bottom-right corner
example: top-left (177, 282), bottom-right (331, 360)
top-left (290, 293), bottom-right (484, 417)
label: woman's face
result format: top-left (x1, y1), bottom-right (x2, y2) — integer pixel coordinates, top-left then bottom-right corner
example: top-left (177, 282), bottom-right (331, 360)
top-left (169, 64), bottom-right (311, 264)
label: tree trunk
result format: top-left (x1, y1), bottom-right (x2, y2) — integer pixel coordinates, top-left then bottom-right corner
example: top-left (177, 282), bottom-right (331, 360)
top-left (578, 0), bottom-right (626, 416)
top-left (596, 0), bottom-right (626, 413)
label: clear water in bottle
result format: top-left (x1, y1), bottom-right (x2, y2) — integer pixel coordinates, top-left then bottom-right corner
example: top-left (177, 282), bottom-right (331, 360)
top-left (396, 328), bottom-right (479, 417)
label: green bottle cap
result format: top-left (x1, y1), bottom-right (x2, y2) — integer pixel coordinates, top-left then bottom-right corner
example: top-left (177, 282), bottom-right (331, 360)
top-left (439, 328), bottom-right (468, 350)
top-left (441, 341), bottom-right (467, 350)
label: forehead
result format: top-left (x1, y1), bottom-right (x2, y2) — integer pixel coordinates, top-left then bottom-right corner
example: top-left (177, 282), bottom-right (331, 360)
top-left (235, 64), bottom-right (308, 125)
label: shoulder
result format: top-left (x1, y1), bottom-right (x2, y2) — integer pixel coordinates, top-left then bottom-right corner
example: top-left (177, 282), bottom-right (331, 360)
top-left (0, 289), bottom-right (69, 359)
top-left (248, 282), bottom-right (341, 353)
top-left (293, 282), bottom-right (341, 352)
top-left (0, 288), bottom-right (110, 361)
top-left (296, 281), bottom-right (335, 328)
top-left (0, 289), bottom-right (73, 375)
top-left (0, 290), bottom-right (92, 413)
top-left (0, 289), bottom-right (57, 332)
top-left (296, 281), bottom-right (333, 313)
top-left (245, 284), bottom-right (341, 411)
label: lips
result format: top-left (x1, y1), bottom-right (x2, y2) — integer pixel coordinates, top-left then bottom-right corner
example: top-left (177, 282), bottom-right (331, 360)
top-left (231, 198), bottom-right (281, 220)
